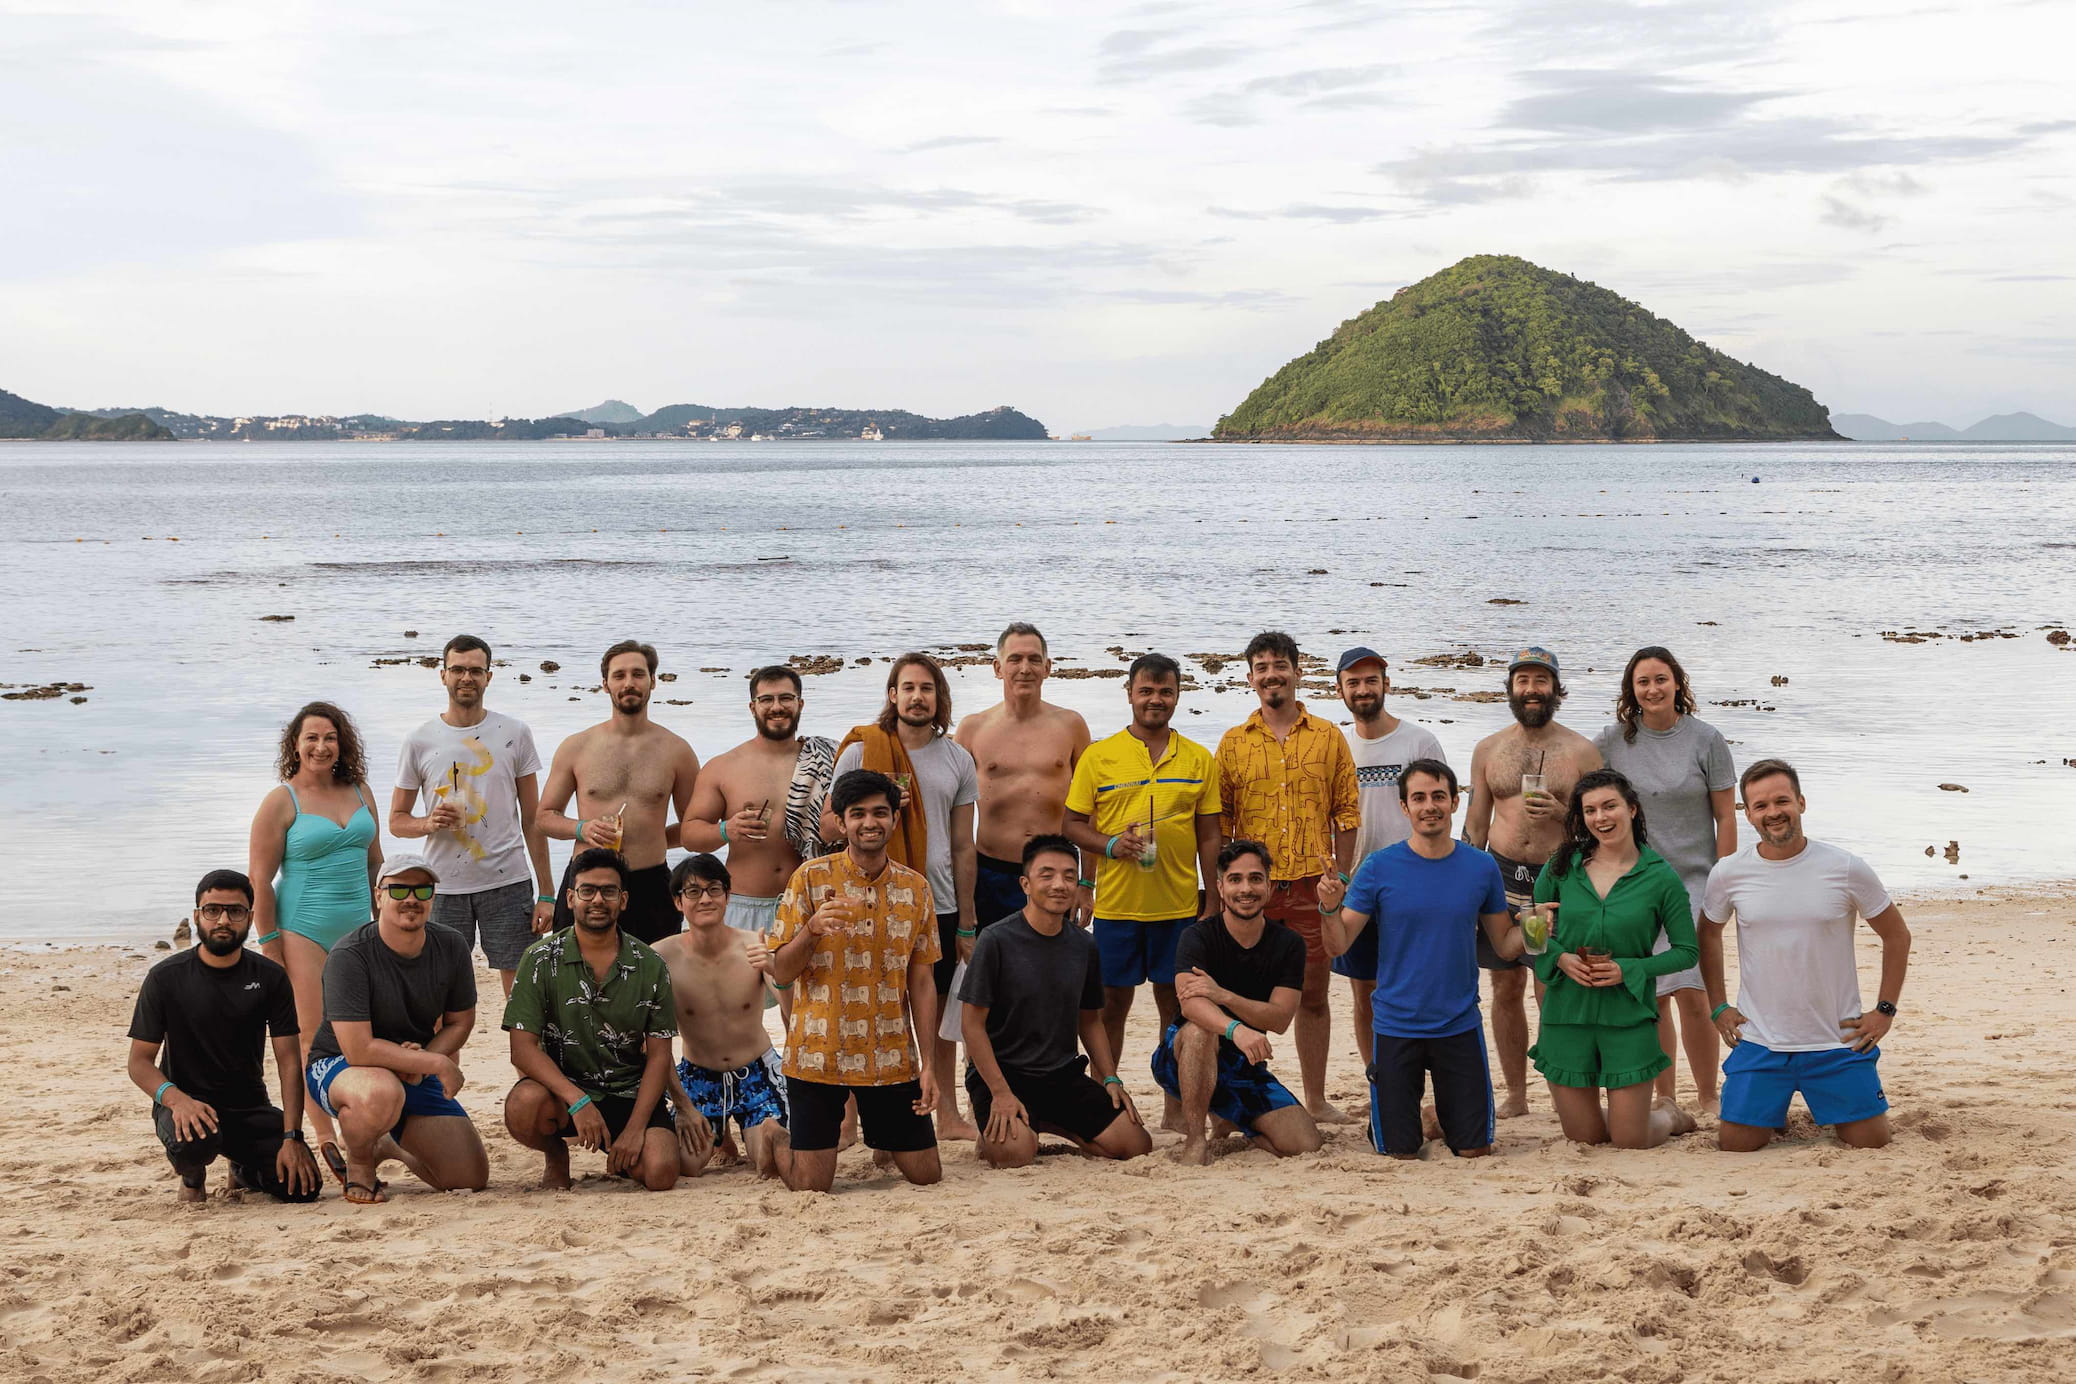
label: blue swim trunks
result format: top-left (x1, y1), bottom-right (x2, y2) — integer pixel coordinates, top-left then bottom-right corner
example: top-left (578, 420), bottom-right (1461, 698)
top-left (1095, 917), bottom-right (1192, 989)
top-left (1149, 1019), bottom-right (1298, 1134)
top-left (1720, 1041), bottom-right (1887, 1129)
top-left (677, 1050), bottom-right (790, 1133)
top-left (305, 1055), bottom-right (467, 1136)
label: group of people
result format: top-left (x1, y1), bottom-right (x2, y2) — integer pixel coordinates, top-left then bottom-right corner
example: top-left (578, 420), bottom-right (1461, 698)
top-left (127, 625), bottom-right (1913, 1202)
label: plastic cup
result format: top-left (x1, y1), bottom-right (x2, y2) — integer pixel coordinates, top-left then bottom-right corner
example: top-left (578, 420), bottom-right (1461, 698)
top-left (1521, 906), bottom-right (1550, 954)
top-left (1521, 773), bottom-right (1547, 806)
top-left (1137, 834), bottom-right (1159, 872)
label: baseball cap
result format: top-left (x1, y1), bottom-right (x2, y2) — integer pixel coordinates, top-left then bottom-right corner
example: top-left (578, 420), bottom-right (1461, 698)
top-left (1506, 646), bottom-right (1561, 677)
top-left (376, 852), bottom-right (442, 885)
top-left (1335, 646), bottom-right (1387, 675)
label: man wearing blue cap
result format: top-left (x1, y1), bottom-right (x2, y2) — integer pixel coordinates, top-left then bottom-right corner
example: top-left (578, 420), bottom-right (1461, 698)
top-left (1465, 646), bottom-right (1601, 1119)
top-left (1332, 648), bottom-right (1448, 1076)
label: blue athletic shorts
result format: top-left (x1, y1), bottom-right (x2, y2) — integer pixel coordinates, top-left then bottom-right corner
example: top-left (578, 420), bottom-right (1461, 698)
top-left (1720, 1041), bottom-right (1887, 1129)
top-left (1331, 916), bottom-right (1379, 981)
top-left (1149, 1019), bottom-right (1299, 1133)
top-left (677, 1051), bottom-right (790, 1133)
top-left (1095, 917), bottom-right (1192, 989)
top-left (305, 1055), bottom-right (467, 1136)
top-left (974, 853), bottom-right (1027, 927)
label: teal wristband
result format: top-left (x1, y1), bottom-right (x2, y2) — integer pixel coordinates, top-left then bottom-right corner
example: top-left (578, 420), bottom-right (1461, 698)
top-left (719, 819), bottom-right (730, 844)
top-left (254, 930), bottom-right (281, 945)
top-left (1078, 878), bottom-right (1095, 889)
top-left (567, 1093), bottom-right (593, 1116)
top-left (773, 980), bottom-right (792, 991)
top-left (1710, 1003), bottom-right (1731, 1021)
top-left (153, 1080), bottom-right (175, 1105)
top-left (1105, 835), bottom-right (1119, 859)
top-left (1222, 1019), bottom-right (1241, 1042)
top-left (1102, 1076), bottom-right (1123, 1087)
top-left (536, 895), bottom-right (555, 905)
top-left (956, 928), bottom-right (976, 938)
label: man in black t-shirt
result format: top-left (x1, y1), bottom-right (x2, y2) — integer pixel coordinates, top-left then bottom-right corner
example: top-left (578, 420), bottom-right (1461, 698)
top-left (305, 853), bottom-right (488, 1203)
top-left (958, 835), bottom-right (1151, 1168)
top-left (1153, 840), bottom-right (1322, 1165)
top-left (126, 869), bottom-right (320, 1203)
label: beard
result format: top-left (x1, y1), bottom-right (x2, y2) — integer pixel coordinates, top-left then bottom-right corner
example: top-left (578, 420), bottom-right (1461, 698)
top-left (1510, 689), bottom-right (1561, 729)
top-left (614, 692), bottom-right (647, 716)
top-left (1344, 692), bottom-right (1382, 718)
top-left (757, 710), bottom-right (799, 741)
top-left (200, 928), bottom-right (248, 956)
top-left (897, 707), bottom-right (935, 728)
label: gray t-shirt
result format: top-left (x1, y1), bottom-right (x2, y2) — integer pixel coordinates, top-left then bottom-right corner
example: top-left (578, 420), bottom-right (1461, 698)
top-left (834, 733), bottom-right (979, 909)
top-left (395, 710), bottom-right (542, 894)
top-left (1350, 721), bottom-right (1448, 864)
top-left (956, 914), bottom-right (1104, 1076)
top-left (1594, 715), bottom-right (1736, 910)
top-left (307, 920), bottom-right (479, 1064)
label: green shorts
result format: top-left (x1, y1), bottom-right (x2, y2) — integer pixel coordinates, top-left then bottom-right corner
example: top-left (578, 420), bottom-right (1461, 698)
top-left (1531, 1021), bottom-right (1668, 1091)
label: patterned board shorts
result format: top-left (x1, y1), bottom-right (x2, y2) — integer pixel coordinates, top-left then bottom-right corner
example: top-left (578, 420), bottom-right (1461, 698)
top-left (677, 1049), bottom-right (790, 1133)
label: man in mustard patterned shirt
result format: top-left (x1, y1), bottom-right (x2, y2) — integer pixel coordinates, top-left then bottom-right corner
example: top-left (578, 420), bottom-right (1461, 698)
top-left (1216, 631), bottom-right (1359, 1125)
top-left (770, 769), bottom-right (943, 1191)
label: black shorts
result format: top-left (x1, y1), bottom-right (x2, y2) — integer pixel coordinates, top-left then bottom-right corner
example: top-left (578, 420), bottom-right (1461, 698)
top-left (549, 1090), bottom-right (675, 1140)
top-left (152, 1103), bottom-right (320, 1202)
top-left (932, 910), bottom-right (963, 997)
top-left (1368, 1028), bottom-right (1496, 1156)
top-left (556, 859), bottom-right (679, 945)
top-left (1479, 850), bottom-right (1541, 971)
top-left (786, 1077), bottom-right (937, 1153)
top-left (966, 1056), bottom-right (1121, 1145)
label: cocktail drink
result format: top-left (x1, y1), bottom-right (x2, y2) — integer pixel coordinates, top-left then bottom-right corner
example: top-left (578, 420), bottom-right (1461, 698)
top-left (1137, 834), bottom-right (1159, 872)
top-left (1520, 773), bottom-right (1547, 810)
top-left (1520, 905), bottom-right (1551, 954)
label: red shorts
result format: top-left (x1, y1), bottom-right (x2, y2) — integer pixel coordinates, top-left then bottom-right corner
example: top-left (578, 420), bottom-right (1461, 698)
top-left (1266, 875), bottom-right (1328, 965)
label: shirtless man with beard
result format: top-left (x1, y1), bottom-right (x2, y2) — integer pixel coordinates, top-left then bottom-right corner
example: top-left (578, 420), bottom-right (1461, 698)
top-left (953, 623), bottom-right (1091, 938)
top-left (1465, 646), bottom-right (1601, 1119)
top-left (539, 640), bottom-right (701, 946)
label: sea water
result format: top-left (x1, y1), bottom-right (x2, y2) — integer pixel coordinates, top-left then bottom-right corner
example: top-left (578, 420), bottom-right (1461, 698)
top-left (2, 438), bottom-right (2070, 940)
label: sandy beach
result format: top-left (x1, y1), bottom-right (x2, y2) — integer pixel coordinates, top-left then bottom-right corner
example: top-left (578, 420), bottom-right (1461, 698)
top-left (4, 885), bottom-right (2072, 1383)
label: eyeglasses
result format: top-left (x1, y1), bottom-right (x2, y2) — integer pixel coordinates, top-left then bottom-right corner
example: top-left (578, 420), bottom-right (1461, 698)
top-left (444, 666), bottom-right (489, 680)
top-left (751, 694), bottom-right (800, 709)
top-left (675, 884), bottom-right (728, 902)
top-left (383, 883), bottom-right (436, 901)
top-left (573, 884), bottom-right (623, 901)
top-left (198, 904), bottom-right (252, 923)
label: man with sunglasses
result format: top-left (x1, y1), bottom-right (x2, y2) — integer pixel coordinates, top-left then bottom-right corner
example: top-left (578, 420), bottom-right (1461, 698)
top-left (503, 848), bottom-right (686, 1190)
top-left (681, 665), bottom-right (838, 943)
top-left (389, 633), bottom-right (555, 997)
top-left (305, 854), bottom-right (489, 1203)
top-left (654, 854), bottom-right (794, 1180)
top-left (126, 869), bottom-right (322, 1203)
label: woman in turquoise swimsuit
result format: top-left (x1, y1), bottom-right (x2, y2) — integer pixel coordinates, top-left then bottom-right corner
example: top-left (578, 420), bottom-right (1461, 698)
top-left (250, 700), bottom-right (379, 1171)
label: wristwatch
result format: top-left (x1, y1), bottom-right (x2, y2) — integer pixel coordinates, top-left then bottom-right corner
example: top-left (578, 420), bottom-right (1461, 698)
top-left (1873, 1000), bottom-right (1898, 1017)
top-left (283, 1129), bottom-right (307, 1144)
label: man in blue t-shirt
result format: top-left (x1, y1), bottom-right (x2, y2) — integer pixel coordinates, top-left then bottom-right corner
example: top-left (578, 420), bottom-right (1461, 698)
top-left (1319, 759), bottom-right (1525, 1158)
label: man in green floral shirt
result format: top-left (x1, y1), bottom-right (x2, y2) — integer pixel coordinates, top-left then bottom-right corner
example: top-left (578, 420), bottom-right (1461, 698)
top-left (502, 848), bottom-right (694, 1190)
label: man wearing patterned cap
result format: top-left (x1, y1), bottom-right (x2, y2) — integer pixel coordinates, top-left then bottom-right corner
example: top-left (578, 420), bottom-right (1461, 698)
top-left (1464, 646), bottom-right (1602, 1119)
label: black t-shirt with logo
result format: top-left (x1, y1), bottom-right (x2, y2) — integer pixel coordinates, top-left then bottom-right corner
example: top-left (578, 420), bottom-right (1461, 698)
top-left (127, 948), bottom-right (299, 1110)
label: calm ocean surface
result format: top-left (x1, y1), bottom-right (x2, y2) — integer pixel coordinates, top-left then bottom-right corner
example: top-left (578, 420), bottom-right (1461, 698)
top-left (2, 438), bottom-right (2071, 941)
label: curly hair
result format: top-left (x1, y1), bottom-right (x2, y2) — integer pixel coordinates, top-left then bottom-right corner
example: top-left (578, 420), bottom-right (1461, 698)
top-left (1549, 769), bottom-right (1649, 878)
top-left (1614, 645), bottom-right (1696, 744)
top-left (277, 701), bottom-right (368, 785)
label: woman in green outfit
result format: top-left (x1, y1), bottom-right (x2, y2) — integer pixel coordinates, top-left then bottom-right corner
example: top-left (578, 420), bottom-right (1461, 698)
top-left (1525, 769), bottom-right (1701, 1149)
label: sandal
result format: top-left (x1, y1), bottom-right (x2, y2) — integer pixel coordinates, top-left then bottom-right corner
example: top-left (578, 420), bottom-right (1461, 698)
top-left (343, 1179), bottom-right (388, 1205)
top-left (320, 1141), bottom-right (349, 1186)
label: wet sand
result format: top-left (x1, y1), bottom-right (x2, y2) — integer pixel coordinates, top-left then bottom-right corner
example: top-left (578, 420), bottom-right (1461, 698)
top-left (3, 885), bottom-right (2072, 1382)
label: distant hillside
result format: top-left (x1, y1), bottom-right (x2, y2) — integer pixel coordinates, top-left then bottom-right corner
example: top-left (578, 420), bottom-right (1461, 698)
top-left (0, 387), bottom-right (173, 440)
top-left (636, 403), bottom-right (1047, 440)
top-left (1830, 410), bottom-right (2075, 441)
top-left (1216, 255), bottom-right (1839, 443)
top-left (1082, 423), bottom-right (1211, 441)
top-left (558, 399), bottom-right (644, 425)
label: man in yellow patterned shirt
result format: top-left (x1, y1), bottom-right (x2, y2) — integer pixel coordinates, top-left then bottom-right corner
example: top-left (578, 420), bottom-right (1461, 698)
top-left (770, 769), bottom-right (943, 1192)
top-left (1215, 631), bottom-right (1359, 1125)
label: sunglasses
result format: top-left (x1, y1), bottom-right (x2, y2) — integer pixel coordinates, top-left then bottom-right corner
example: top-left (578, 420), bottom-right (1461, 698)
top-left (383, 883), bottom-right (436, 901)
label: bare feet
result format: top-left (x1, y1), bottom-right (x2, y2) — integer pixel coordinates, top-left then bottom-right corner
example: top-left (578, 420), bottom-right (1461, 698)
top-left (1653, 1097), bottom-right (1700, 1137)
top-left (838, 1108), bottom-right (859, 1152)
top-left (1168, 1138), bottom-right (1213, 1166)
top-left (176, 1182), bottom-right (206, 1204)
top-left (542, 1141), bottom-right (573, 1191)
top-left (1160, 1098), bottom-right (1189, 1135)
top-left (1698, 1096), bottom-right (1721, 1118)
top-left (872, 1148), bottom-right (896, 1170)
top-left (1421, 1104), bottom-right (1443, 1143)
top-left (713, 1131), bottom-right (744, 1169)
top-left (935, 1114), bottom-right (980, 1143)
top-left (1307, 1101), bottom-right (1356, 1126)
top-left (1208, 1117), bottom-right (1240, 1140)
top-left (1496, 1090), bottom-right (1530, 1119)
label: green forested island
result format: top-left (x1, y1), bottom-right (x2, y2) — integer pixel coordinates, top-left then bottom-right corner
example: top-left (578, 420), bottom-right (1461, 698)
top-left (0, 389), bottom-right (172, 440)
top-left (1214, 255), bottom-right (1840, 443)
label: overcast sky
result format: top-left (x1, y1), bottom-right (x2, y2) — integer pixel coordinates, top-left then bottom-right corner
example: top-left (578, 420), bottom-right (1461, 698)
top-left (2, 0), bottom-right (2071, 431)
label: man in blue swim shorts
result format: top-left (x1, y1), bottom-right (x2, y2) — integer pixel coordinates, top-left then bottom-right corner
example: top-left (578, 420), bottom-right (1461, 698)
top-left (1699, 759), bottom-right (1912, 1151)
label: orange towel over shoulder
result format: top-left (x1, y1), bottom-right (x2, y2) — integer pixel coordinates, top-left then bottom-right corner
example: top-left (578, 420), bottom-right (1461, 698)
top-left (833, 724), bottom-right (929, 872)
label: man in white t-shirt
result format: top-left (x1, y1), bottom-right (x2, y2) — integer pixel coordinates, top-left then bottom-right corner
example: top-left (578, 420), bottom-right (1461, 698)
top-left (1699, 758), bottom-right (1911, 1152)
top-left (1330, 647), bottom-right (1447, 1073)
top-left (387, 634), bottom-right (556, 997)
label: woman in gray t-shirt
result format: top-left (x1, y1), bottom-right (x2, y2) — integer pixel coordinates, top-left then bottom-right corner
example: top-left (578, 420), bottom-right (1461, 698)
top-left (1594, 645), bottom-right (1737, 1113)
